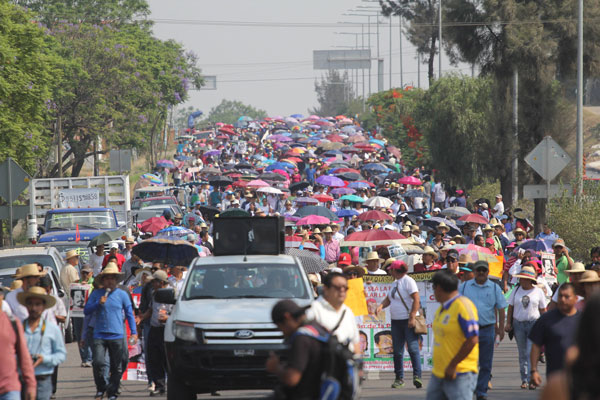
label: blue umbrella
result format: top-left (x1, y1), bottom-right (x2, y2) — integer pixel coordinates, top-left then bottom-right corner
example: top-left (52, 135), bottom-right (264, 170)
top-left (337, 209), bottom-right (359, 218)
top-left (238, 116), bottom-right (253, 121)
top-left (362, 163), bottom-right (389, 172)
top-left (340, 194), bottom-right (365, 203)
top-left (515, 239), bottom-right (554, 253)
top-left (157, 225), bottom-right (195, 238)
top-left (266, 161), bottom-right (295, 171)
top-left (369, 138), bottom-right (385, 147)
top-left (324, 150), bottom-right (343, 156)
top-left (348, 181), bottom-right (370, 189)
top-left (290, 114), bottom-right (304, 119)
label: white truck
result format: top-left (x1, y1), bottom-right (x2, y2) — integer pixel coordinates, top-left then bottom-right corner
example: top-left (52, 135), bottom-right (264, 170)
top-left (27, 175), bottom-right (131, 242)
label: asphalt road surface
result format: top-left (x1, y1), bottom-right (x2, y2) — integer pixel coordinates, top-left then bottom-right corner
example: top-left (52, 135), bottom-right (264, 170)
top-left (56, 340), bottom-right (545, 399)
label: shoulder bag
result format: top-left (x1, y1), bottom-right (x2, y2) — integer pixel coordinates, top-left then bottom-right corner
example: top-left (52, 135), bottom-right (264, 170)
top-left (395, 284), bottom-right (427, 334)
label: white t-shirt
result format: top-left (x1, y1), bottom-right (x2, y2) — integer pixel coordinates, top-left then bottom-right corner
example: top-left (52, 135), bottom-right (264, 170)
top-left (89, 253), bottom-right (105, 276)
top-left (433, 183), bottom-right (446, 203)
top-left (1, 300), bottom-right (12, 317)
top-left (307, 297), bottom-right (360, 351)
top-left (5, 288), bottom-right (27, 321)
top-left (387, 275), bottom-right (419, 320)
top-left (508, 285), bottom-right (547, 322)
top-left (43, 294), bottom-right (67, 328)
top-left (551, 283), bottom-right (585, 303)
top-left (366, 269), bottom-right (387, 275)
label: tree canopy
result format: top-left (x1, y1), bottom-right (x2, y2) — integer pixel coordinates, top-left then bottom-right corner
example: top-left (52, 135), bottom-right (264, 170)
top-left (310, 70), bottom-right (355, 117)
top-left (206, 99), bottom-right (267, 125)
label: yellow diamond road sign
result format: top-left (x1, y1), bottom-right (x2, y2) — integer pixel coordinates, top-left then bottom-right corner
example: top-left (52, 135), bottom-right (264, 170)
top-left (524, 136), bottom-right (571, 182)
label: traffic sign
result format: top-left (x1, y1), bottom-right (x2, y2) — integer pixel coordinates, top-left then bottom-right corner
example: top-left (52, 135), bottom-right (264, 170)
top-left (524, 136), bottom-right (571, 181)
top-left (0, 157), bottom-right (30, 203)
top-left (523, 184), bottom-right (572, 199)
top-left (109, 149), bottom-right (132, 173)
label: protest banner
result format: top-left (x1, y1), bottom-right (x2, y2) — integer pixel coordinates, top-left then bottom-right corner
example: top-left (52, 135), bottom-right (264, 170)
top-left (69, 283), bottom-right (90, 318)
top-left (344, 277), bottom-right (368, 316)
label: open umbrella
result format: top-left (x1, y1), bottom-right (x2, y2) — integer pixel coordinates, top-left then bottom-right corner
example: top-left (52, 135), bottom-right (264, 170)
top-left (403, 189), bottom-right (429, 198)
top-left (289, 181), bottom-right (310, 193)
top-left (378, 189), bottom-right (399, 197)
top-left (257, 187), bottom-right (283, 195)
top-left (140, 216), bottom-right (169, 236)
top-left (259, 172), bottom-right (287, 182)
top-left (141, 173), bottom-right (162, 185)
top-left (157, 225), bottom-right (195, 238)
top-left (515, 239), bottom-right (554, 253)
top-left (313, 194), bottom-right (334, 203)
top-left (202, 166), bottom-right (221, 174)
top-left (421, 217), bottom-right (461, 237)
top-left (316, 175), bottom-right (345, 187)
top-left (285, 248), bottom-right (328, 273)
top-left (156, 159), bottom-right (175, 169)
top-left (336, 172), bottom-right (361, 181)
top-left (362, 163), bottom-right (388, 172)
top-left (246, 179), bottom-right (270, 188)
top-left (398, 176), bottom-right (422, 186)
top-left (132, 237), bottom-right (199, 265)
top-left (337, 209), bottom-right (359, 218)
top-left (331, 187), bottom-right (355, 195)
top-left (220, 208), bottom-right (251, 217)
top-left (342, 229), bottom-right (407, 247)
top-left (458, 213), bottom-right (489, 225)
top-left (208, 175), bottom-right (233, 187)
top-left (441, 206), bottom-right (471, 218)
top-left (358, 210), bottom-right (393, 221)
top-left (296, 215), bottom-right (330, 225)
top-left (293, 205), bottom-right (338, 220)
top-left (339, 194), bottom-right (364, 203)
top-left (363, 196), bottom-right (393, 208)
top-left (199, 205), bottom-right (220, 220)
top-left (87, 229), bottom-right (126, 248)
top-left (294, 197), bottom-right (319, 205)
top-left (348, 181), bottom-right (370, 189)
top-left (285, 236), bottom-right (319, 251)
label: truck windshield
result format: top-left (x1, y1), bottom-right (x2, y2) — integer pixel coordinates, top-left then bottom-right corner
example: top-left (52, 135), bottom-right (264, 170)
top-left (184, 263), bottom-right (310, 300)
top-left (0, 255), bottom-right (57, 273)
top-left (132, 198), bottom-right (176, 210)
top-left (46, 211), bottom-right (116, 230)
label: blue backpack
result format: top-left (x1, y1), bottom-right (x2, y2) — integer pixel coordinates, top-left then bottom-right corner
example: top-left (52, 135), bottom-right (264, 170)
top-left (292, 311), bottom-right (361, 400)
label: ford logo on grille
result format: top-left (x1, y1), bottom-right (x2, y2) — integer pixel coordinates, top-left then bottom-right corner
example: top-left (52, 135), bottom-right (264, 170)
top-left (234, 330), bottom-right (255, 339)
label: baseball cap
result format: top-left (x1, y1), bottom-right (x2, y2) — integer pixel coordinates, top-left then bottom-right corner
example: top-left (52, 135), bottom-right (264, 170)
top-left (472, 260), bottom-right (489, 271)
top-left (446, 249), bottom-right (459, 260)
top-left (271, 299), bottom-right (310, 324)
top-left (388, 260), bottom-right (408, 270)
top-left (110, 243), bottom-right (119, 250)
top-left (338, 253), bottom-right (352, 267)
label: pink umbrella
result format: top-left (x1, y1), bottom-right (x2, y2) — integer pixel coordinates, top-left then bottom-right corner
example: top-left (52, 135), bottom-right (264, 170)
top-left (398, 176), bottom-right (422, 186)
top-left (458, 213), bottom-right (489, 225)
top-left (296, 215), bottom-right (331, 225)
top-left (272, 169), bottom-right (290, 179)
top-left (246, 179), bottom-right (270, 188)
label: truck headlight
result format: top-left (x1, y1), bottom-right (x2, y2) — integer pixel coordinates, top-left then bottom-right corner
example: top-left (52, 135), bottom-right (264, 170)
top-left (174, 321), bottom-right (197, 342)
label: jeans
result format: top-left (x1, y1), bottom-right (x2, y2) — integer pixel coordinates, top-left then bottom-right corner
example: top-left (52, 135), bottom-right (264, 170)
top-left (391, 319), bottom-right (422, 379)
top-left (147, 326), bottom-right (167, 391)
top-left (36, 375), bottom-right (53, 400)
top-left (513, 319), bottom-right (536, 383)
top-left (73, 317), bottom-right (92, 363)
top-left (426, 372), bottom-right (477, 400)
top-left (0, 391), bottom-right (20, 400)
top-left (92, 338), bottom-right (125, 397)
top-left (476, 324), bottom-right (495, 397)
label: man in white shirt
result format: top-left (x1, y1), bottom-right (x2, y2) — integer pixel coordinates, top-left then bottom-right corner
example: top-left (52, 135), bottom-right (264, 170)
top-left (89, 244), bottom-right (105, 277)
top-left (492, 194), bottom-right (504, 218)
top-left (364, 251), bottom-right (387, 275)
top-left (433, 182), bottom-right (446, 209)
top-left (307, 272), bottom-right (360, 352)
top-left (6, 264), bottom-right (44, 321)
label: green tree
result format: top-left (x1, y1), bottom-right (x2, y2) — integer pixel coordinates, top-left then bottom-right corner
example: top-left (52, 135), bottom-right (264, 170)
top-left (310, 70), bottom-right (355, 117)
top-left (416, 75), bottom-right (495, 188)
top-left (174, 105), bottom-right (197, 133)
top-left (206, 99), bottom-right (267, 125)
top-left (0, 0), bottom-right (62, 174)
top-left (380, 0), bottom-right (440, 84)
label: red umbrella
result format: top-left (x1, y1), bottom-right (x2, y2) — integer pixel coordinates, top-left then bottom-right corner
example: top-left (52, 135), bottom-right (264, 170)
top-left (313, 194), bottom-right (334, 202)
top-left (342, 229), bottom-right (406, 247)
top-left (218, 128), bottom-right (236, 136)
top-left (334, 168), bottom-right (361, 174)
top-left (285, 236), bottom-right (319, 251)
top-left (398, 176), bottom-right (422, 185)
top-left (327, 134), bottom-right (344, 142)
top-left (358, 210), bottom-right (393, 221)
top-left (140, 216), bottom-right (169, 235)
top-left (296, 215), bottom-right (331, 225)
top-left (458, 213), bottom-right (489, 225)
top-left (233, 180), bottom-right (248, 188)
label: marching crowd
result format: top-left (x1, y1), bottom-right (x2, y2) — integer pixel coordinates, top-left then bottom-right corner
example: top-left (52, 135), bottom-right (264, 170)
top-left (0, 115), bottom-right (599, 400)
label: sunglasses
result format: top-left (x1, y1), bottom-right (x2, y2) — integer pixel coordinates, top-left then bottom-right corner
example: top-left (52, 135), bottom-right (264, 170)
top-left (329, 284), bottom-right (349, 292)
top-left (475, 268), bottom-right (488, 273)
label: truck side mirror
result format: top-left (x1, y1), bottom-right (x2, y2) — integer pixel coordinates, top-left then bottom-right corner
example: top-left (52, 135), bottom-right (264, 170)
top-left (154, 288), bottom-right (176, 304)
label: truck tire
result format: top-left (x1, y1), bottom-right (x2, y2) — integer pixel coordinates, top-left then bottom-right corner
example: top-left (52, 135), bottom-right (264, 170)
top-left (167, 374), bottom-right (195, 400)
top-left (64, 319), bottom-right (74, 343)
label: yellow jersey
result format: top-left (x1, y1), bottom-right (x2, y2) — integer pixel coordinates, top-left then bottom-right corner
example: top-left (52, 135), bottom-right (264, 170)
top-left (432, 295), bottom-right (479, 378)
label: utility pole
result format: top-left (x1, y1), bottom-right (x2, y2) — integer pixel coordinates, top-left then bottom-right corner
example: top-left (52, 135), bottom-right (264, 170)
top-left (438, 0), bottom-right (443, 79)
top-left (57, 116), bottom-right (63, 178)
top-left (512, 69), bottom-right (519, 205)
top-left (576, 0), bottom-right (584, 196)
top-left (399, 15), bottom-right (403, 88)
top-left (417, 53), bottom-right (421, 88)
top-left (389, 16), bottom-right (392, 89)
top-left (362, 24), bottom-right (366, 111)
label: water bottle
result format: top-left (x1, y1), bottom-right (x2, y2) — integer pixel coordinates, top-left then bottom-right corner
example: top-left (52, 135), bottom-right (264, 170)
top-left (495, 334), bottom-right (501, 347)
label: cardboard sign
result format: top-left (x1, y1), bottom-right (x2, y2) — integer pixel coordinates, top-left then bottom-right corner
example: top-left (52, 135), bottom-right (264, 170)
top-left (69, 283), bottom-right (90, 317)
top-left (344, 278), bottom-right (368, 316)
top-left (541, 252), bottom-right (557, 283)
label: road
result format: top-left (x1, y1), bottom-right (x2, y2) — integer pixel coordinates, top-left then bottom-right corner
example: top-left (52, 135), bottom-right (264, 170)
top-left (56, 340), bottom-right (545, 399)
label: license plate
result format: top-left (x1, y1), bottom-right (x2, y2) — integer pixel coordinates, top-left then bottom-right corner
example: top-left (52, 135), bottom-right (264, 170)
top-left (234, 349), bottom-right (255, 357)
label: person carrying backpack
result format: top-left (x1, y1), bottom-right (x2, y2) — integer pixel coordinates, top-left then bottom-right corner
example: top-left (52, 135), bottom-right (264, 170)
top-left (267, 299), bottom-right (360, 400)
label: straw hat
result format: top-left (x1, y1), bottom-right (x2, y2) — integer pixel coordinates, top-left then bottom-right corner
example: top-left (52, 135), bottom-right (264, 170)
top-left (14, 264), bottom-right (45, 279)
top-left (578, 270), bottom-right (600, 283)
top-left (458, 253), bottom-right (474, 265)
top-left (565, 262), bottom-right (586, 273)
top-left (382, 257), bottom-right (396, 270)
top-left (10, 280), bottom-right (23, 290)
top-left (366, 251), bottom-right (383, 263)
top-left (17, 286), bottom-right (56, 309)
top-left (125, 237), bottom-right (135, 244)
top-left (321, 226), bottom-right (333, 233)
top-left (313, 227), bottom-right (321, 234)
top-left (401, 226), bottom-right (411, 234)
top-left (452, 235), bottom-right (466, 244)
top-left (97, 262), bottom-right (125, 282)
top-left (513, 228), bottom-right (526, 236)
top-left (343, 265), bottom-right (365, 278)
top-left (423, 246), bottom-right (437, 257)
top-left (150, 270), bottom-right (169, 283)
top-left (134, 267), bottom-right (152, 277)
top-left (437, 222), bottom-right (449, 232)
top-left (482, 224), bottom-right (494, 232)
top-left (513, 266), bottom-right (538, 281)
top-left (65, 249), bottom-right (80, 260)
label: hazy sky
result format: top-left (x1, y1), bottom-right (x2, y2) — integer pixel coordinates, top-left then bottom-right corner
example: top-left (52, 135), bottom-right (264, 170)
top-left (147, 0), bottom-right (471, 117)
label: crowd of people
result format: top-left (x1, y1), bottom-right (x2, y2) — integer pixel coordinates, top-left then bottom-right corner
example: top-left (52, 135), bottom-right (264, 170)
top-left (1, 114), bottom-right (599, 400)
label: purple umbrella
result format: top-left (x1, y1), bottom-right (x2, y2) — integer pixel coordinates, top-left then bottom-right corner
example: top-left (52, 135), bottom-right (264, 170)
top-left (316, 175), bottom-right (345, 187)
top-left (204, 150), bottom-right (221, 157)
top-left (269, 134), bottom-right (292, 142)
top-left (331, 187), bottom-right (356, 195)
top-left (308, 124), bottom-right (321, 129)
